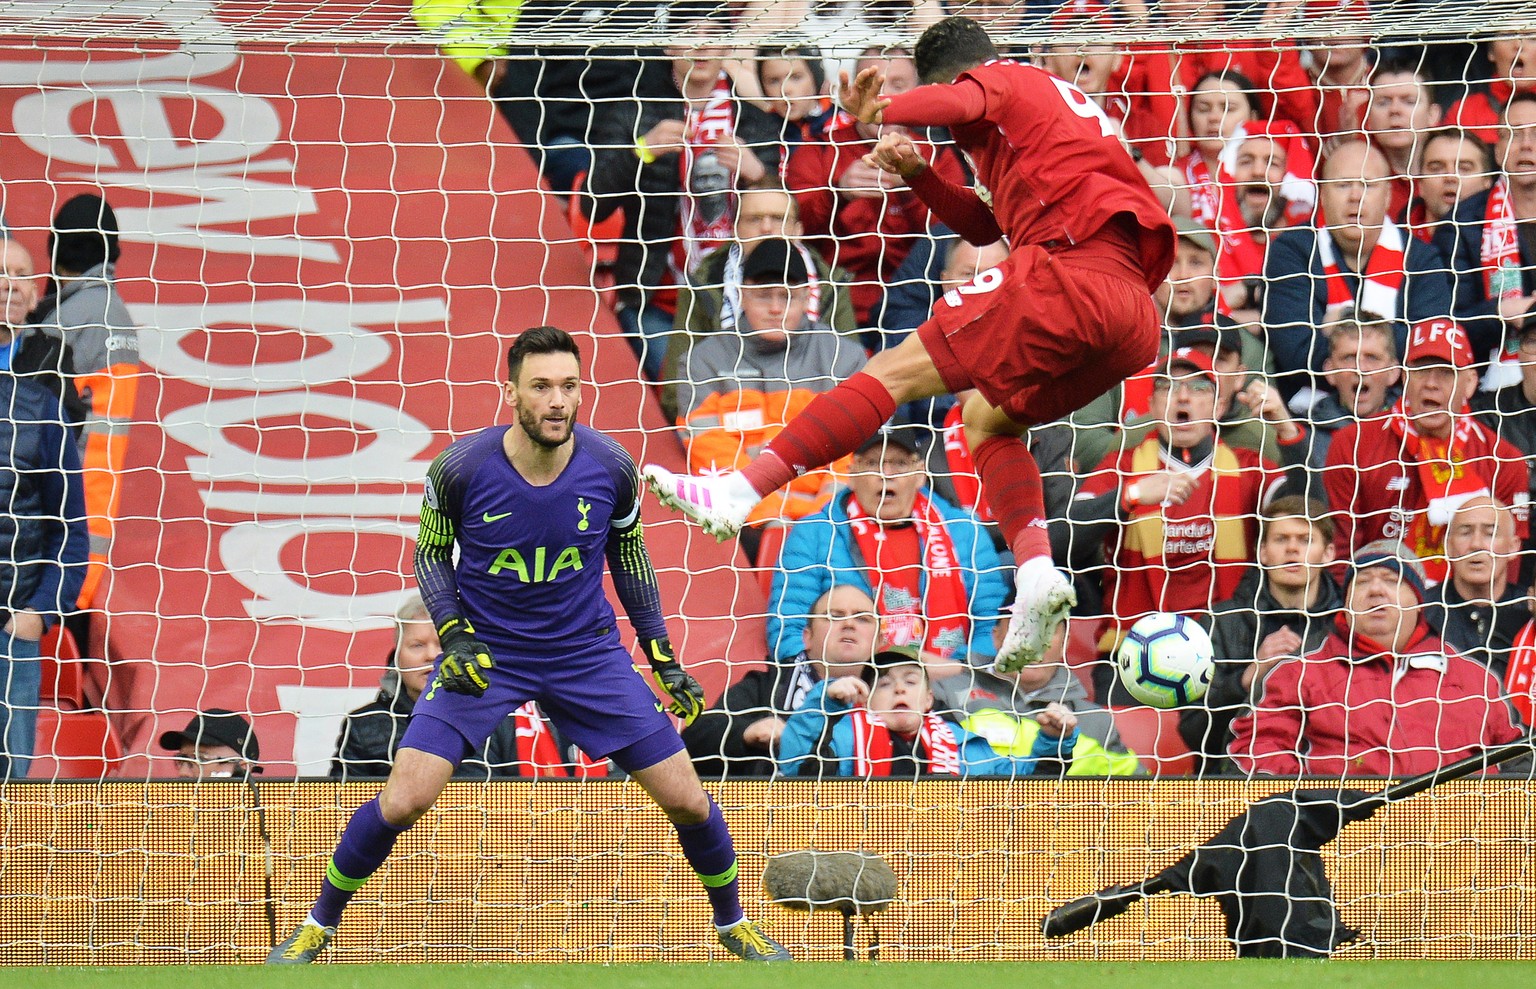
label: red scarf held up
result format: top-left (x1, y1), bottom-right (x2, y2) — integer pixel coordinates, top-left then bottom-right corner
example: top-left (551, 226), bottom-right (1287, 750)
top-left (1504, 619), bottom-right (1536, 726)
top-left (847, 707), bottom-right (962, 777)
top-left (846, 489), bottom-right (972, 658)
top-left (1386, 398), bottom-right (1493, 577)
top-left (678, 72), bottom-right (739, 273)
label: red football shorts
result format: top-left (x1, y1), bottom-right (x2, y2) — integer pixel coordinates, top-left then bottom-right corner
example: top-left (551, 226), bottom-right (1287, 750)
top-left (916, 242), bottom-right (1160, 427)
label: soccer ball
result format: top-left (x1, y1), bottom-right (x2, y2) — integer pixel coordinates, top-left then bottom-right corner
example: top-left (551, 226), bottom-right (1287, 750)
top-left (1115, 612), bottom-right (1215, 708)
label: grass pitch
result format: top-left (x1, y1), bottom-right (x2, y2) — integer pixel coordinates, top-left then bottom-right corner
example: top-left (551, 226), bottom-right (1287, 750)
top-left (11, 962), bottom-right (1534, 989)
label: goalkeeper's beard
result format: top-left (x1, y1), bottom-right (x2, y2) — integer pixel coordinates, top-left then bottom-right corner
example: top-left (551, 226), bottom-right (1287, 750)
top-left (518, 406), bottom-right (574, 450)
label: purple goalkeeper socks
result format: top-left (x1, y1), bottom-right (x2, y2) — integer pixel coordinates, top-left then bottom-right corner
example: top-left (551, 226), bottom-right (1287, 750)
top-left (310, 796), bottom-right (410, 928)
top-left (674, 797), bottom-right (744, 928)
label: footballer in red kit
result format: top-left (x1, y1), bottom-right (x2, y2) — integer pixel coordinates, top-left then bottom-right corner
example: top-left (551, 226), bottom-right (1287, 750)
top-left (643, 16), bottom-right (1175, 674)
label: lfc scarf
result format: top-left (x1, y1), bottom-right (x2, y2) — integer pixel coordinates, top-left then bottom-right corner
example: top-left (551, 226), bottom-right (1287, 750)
top-left (1482, 176), bottom-right (1525, 304)
top-left (847, 490), bottom-right (972, 658)
top-left (1183, 153), bottom-right (1220, 228)
top-left (1387, 398), bottom-right (1494, 565)
top-left (1316, 219), bottom-right (1408, 320)
top-left (847, 708), bottom-right (962, 777)
top-left (678, 73), bottom-right (740, 273)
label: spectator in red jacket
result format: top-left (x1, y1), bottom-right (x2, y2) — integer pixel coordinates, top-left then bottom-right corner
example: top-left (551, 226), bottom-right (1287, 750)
top-left (1162, 1), bottom-right (1319, 135)
top-left (1446, 33), bottom-right (1536, 144)
top-left (1323, 318), bottom-right (1531, 584)
top-left (1229, 542), bottom-right (1522, 778)
top-left (784, 48), bottom-right (965, 326)
top-left (1070, 347), bottom-right (1296, 702)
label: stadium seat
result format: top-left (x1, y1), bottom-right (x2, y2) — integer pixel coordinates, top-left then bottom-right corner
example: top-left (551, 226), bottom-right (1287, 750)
top-left (40, 622), bottom-right (81, 660)
top-left (1107, 705), bottom-right (1197, 777)
top-left (38, 653), bottom-right (84, 710)
top-left (753, 523), bottom-right (788, 600)
top-left (32, 709), bottom-right (124, 780)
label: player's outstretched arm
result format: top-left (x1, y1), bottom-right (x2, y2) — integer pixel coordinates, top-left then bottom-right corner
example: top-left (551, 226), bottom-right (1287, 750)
top-left (838, 66), bottom-right (891, 125)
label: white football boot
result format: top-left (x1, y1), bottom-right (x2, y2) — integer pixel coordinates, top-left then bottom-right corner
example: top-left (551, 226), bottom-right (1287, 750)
top-left (995, 556), bottom-right (1077, 673)
top-left (641, 465), bottom-right (761, 541)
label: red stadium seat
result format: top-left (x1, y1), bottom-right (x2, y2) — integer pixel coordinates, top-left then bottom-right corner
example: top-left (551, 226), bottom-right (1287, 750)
top-left (40, 622), bottom-right (81, 661)
top-left (32, 709), bottom-right (124, 780)
top-left (1108, 705), bottom-right (1196, 777)
top-left (754, 524), bottom-right (788, 600)
top-left (38, 624), bottom-right (86, 710)
top-left (38, 654), bottom-right (84, 710)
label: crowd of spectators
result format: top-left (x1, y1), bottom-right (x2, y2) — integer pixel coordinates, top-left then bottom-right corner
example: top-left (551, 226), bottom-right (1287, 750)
top-left (462, 4), bottom-right (1536, 782)
top-left (15, 4), bottom-right (1536, 783)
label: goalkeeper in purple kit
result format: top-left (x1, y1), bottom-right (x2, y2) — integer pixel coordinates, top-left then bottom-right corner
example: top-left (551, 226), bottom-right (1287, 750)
top-left (268, 326), bottom-right (791, 964)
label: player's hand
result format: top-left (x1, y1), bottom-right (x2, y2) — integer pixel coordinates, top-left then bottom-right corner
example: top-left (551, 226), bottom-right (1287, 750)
top-left (838, 66), bottom-right (891, 126)
top-left (865, 132), bottom-right (928, 180)
top-left (436, 617), bottom-right (494, 697)
top-left (642, 636), bottom-right (705, 726)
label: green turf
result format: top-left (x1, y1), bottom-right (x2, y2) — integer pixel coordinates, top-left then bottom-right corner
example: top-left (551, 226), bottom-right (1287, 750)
top-left (10, 962), bottom-right (1534, 989)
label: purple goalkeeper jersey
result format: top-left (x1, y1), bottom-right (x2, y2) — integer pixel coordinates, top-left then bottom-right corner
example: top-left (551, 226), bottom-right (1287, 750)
top-left (415, 423), bottom-right (667, 654)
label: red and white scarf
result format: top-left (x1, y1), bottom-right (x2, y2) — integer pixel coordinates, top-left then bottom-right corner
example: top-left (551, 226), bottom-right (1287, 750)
top-left (514, 702), bottom-right (607, 778)
top-left (678, 72), bottom-right (739, 274)
top-left (846, 490), bottom-right (971, 658)
top-left (1482, 176), bottom-right (1525, 304)
top-left (1316, 219), bottom-right (1408, 319)
top-left (1387, 398), bottom-right (1493, 569)
top-left (847, 708), bottom-right (962, 777)
top-left (1183, 153), bottom-right (1221, 228)
top-left (941, 403), bottom-right (991, 522)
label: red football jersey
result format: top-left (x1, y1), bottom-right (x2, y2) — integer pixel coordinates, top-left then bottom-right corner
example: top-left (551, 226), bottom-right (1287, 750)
top-left (898, 59), bottom-right (1175, 291)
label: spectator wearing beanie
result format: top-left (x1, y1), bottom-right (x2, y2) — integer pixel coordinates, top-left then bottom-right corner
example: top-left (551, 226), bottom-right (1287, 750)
top-left (1228, 541), bottom-right (1521, 778)
top-left (30, 193), bottom-right (141, 628)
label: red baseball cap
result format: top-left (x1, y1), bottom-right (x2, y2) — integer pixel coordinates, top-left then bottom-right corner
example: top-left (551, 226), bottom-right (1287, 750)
top-left (1404, 317), bottom-right (1473, 369)
top-left (1154, 346), bottom-right (1218, 383)
top-left (1049, 0), bottom-right (1114, 28)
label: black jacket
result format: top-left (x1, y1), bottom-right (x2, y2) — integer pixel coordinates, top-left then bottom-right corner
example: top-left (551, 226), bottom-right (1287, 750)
top-left (0, 374), bottom-right (88, 629)
top-left (1434, 187), bottom-right (1536, 363)
top-left (1180, 566), bottom-right (1345, 774)
top-left (9, 328), bottom-right (86, 438)
top-left (682, 653), bottom-right (823, 778)
top-left (330, 678), bottom-right (528, 780)
top-left (585, 60), bottom-right (782, 313)
top-left (1431, 581), bottom-right (1531, 685)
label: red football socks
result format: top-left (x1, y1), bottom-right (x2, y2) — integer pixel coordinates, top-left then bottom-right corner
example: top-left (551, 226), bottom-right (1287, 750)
top-left (744, 372), bottom-right (897, 497)
top-left (972, 434), bottom-right (1051, 562)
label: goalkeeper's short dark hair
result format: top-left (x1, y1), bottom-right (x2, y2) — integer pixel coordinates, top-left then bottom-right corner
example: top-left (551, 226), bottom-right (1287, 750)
top-left (507, 325), bottom-right (581, 381)
top-left (914, 16), bottom-right (998, 85)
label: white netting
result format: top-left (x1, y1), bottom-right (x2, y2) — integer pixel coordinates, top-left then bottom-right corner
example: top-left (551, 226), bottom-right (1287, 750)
top-left (1, 0), bottom-right (1535, 964)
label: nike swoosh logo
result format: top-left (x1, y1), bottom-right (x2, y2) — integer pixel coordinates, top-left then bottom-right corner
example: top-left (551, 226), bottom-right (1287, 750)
top-left (483, 511), bottom-right (512, 523)
top-left (654, 702), bottom-right (666, 714)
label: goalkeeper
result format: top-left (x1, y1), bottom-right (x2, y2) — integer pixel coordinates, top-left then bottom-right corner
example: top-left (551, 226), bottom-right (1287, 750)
top-left (269, 326), bottom-right (790, 964)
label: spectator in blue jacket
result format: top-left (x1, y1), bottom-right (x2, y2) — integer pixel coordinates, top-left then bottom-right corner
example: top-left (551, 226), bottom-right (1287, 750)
top-left (1262, 140), bottom-right (1454, 400)
top-left (766, 423), bottom-right (1008, 669)
top-left (1, 373), bottom-right (88, 779)
top-left (776, 645), bottom-right (1078, 778)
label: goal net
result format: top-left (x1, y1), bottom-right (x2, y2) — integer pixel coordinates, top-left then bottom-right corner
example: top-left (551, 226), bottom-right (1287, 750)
top-left (1, 0), bottom-right (1534, 964)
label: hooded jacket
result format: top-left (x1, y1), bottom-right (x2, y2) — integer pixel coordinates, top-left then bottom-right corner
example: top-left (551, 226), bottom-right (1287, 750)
top-left (1228, 615), bottom-right (1521, 777)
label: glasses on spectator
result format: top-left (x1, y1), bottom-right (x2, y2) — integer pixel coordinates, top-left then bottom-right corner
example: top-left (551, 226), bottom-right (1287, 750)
top-left (854, 455), bottom-right (923, 473)
top-left (1150, 377), bottom-right (1216, 395)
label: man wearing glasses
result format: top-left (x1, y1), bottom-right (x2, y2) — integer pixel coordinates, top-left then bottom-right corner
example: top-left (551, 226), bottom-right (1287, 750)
top-left (1070, 348), bottom-right (1297, 704)
top-left (160, 709), bottom-right (262, 779)
top-left (767, 422), bottom-right (1007, 675)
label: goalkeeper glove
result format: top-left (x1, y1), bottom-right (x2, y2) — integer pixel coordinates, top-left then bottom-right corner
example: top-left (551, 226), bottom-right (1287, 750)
top-left (641, 636), bottom-right (705, 726)
top-left (436, 617), bottom-right (494, 697)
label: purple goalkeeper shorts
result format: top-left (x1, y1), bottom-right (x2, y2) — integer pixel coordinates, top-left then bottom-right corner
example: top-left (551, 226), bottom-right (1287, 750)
top-left (400, 637), bottom-right (682, 772)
